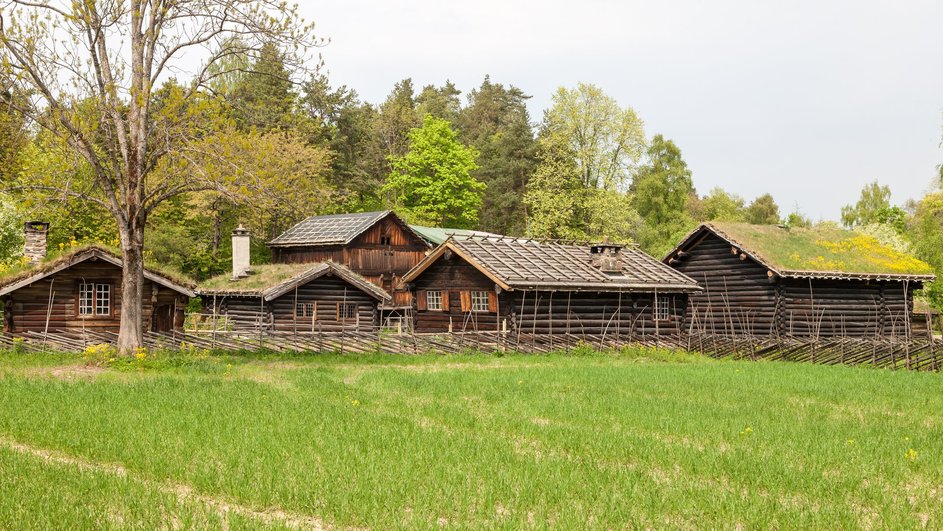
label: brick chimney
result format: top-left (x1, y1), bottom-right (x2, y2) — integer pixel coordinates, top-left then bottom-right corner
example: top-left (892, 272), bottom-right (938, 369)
top-left (231, 225), bottom-right (251, 279)
top-left (590, 237), bottom-right (624, 274)
top-left (23, 221), bottom-right (49, 264)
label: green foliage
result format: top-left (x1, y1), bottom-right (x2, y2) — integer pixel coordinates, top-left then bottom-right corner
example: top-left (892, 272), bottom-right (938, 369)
top-left (383, 115), bottom-right (483, 228)
top-left (691, 187), bottom-right (747, 222)
top-left (745, 193), bottom-right (781, 225)
top-left (458, 77), bottom-right (538, 235)
top-left (0, 195), bottom-right (24, 263)
top-left (631, 135), bottom-right (695, 253)
top-left (541, 83), bottom-right (646, 191)
top-left (228, 42), bottom-right (298, 132)
top-left (908, 192), bottom-right (943, 309)
top-left (841, 180), bottom-right (892, 228)
top-left (416, 81), bottom-right (462, 123)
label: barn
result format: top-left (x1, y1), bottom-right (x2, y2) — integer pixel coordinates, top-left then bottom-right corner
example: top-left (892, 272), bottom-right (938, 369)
top-left (267, 211), bottom-right (430, 307)
top-left (663, 222), bottom-right (936, 338)
top-left (0, 244), bottom-right (194, 335)
top-left (399, 238), bottom-right (701, 336)
top-left (198, 261), bottom-right (391, 333)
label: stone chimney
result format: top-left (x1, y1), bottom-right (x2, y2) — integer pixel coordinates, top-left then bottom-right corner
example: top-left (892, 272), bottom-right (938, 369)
top-left (231, 225), bottom-right (251, 279)
top-left (23, 221), bottom-right (50, 265)
top-left (590, 238), bottom-right (624, 274)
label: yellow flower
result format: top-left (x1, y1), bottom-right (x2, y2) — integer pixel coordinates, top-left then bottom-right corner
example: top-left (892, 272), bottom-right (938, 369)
top-left (134, 347), bottom-right (147, 361)
top-left (905, 448), bottom-right (918, 462)
top-left (740, 426), bottom-right (753, 436)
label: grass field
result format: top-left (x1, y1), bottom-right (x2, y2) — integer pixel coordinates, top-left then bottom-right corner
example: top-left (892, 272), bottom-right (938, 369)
top-left (0, 348), bottom-right (940, 529)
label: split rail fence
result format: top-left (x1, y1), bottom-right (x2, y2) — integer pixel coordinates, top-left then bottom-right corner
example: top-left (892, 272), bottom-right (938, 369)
top-left (1, 326), bottom-right (941, 372)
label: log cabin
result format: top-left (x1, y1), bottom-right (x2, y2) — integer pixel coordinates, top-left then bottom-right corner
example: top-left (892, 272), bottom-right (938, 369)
top-left (663, 222), bottom-right (937, 338)
top-left (0, 240), bottom-right (194, 336)
top-left (267, 211), bottom-right (430, 308)
top-left (399, 237), bottom-right (702, 336)
top-left (197, 261), bottom-right (391, 333)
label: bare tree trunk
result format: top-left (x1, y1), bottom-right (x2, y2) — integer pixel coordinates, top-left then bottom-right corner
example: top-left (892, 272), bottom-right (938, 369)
top-left (117, 219), bottom-right (146, 353)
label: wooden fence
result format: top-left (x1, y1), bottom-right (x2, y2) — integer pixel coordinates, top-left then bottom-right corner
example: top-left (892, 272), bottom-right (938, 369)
top-left (1, 328), bottom-right (941, 372)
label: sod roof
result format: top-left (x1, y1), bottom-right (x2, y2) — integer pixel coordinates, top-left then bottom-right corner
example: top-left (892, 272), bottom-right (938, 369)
top-left (670, 223), bottom-right (935, 281)
top-left (409, 225), bottom-right (505, 245)
top-left (197, 261), bottom-right (390, 302)
top-left (0, 245), bottom-right (196, 296)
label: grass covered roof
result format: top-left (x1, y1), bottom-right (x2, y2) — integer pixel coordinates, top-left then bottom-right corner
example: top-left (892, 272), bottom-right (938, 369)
top-left (198, 263), bottom-right (315, 293)
top-left (696, 222), bottom-right (934, 279)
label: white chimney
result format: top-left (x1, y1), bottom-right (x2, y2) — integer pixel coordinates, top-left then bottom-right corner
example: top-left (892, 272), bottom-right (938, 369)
top-left (232, 225), bottom-right (250, 279)
top-left (23, 221), bottom-right (49, 265)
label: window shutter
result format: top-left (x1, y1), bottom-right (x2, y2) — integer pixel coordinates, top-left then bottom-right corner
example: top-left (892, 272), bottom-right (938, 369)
top-left (488, 292), bottom-right (498, 313)
top-left (442, 291), bottom-right (450, 311)
top-left (460, 291), bottom-right (471, 312)
top-left (416, 290), bottom-right (427, 311)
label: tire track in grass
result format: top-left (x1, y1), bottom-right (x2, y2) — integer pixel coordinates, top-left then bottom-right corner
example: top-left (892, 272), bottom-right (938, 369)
top-left (0, 435), bottom-right (331, 530)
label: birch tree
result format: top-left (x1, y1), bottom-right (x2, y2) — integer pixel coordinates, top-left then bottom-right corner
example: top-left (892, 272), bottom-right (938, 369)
top-left (0, 0), bottom-right (321, 352)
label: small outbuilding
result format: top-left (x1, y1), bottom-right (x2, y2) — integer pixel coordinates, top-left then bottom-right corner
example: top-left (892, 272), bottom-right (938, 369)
top-left (400, 238), bottom-right (701, 336)
top-left (664, 222), bottom-right (936, 337)
top-left (0, 241), bottom-right (194, 335)
top-left (198, 261), bottom-right (391, 333)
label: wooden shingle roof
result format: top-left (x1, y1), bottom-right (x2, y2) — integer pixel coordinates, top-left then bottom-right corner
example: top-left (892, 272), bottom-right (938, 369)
top-left (268, 211), bottom-right (429, 248)
top-left (402, 238), bottom-right (701, 292)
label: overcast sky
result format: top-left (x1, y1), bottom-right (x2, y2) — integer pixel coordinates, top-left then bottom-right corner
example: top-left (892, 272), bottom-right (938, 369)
top-left (301, 1), bottom-right (943, 221)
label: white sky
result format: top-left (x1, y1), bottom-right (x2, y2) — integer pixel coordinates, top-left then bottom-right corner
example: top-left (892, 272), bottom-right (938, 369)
top-left (301, 0), bottom-right (943, 220)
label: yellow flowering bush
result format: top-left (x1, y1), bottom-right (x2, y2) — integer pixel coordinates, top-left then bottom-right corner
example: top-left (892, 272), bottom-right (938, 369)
top-left (83, 343), bottom-right (118, 366)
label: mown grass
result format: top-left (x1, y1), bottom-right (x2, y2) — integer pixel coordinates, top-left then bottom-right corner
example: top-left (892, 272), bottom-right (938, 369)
top-left (0, 348), bottom-right (940, 529)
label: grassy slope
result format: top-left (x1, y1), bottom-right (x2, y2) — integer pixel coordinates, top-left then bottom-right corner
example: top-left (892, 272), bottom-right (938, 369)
top-left (710, 222), bottom-right (934, 275)
top-left (0, 351), bottom-right (940, 529)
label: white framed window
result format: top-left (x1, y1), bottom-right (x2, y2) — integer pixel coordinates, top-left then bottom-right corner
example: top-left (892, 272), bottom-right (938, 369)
top-left (337, 303), bottom-right (358, 321)
top-left (471, 291), bottom-right (490, 312)
top-left (653, 295), bottom-right (671, 321)
top-left (426, 290), bottom-right (443, 311)
top-left (295, 302), bottom-right (315, 318)
top-left (79, 282), bottom-right (110, 317)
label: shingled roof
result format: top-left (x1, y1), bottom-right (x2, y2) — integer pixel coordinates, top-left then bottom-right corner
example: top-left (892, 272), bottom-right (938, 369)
top-left (409, 225), bottom-right (504, 245)
top-left (198, 261), bottom-right (390, 302)
top-left (667, 222), bottom-right (936, 282)
top-left (402, 238), bottom-right (701, 292)
top-left (268, 211), bottom-right (428, 248)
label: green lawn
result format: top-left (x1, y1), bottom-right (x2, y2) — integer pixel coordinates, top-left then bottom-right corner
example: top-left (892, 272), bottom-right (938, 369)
top-left (0, 349), bottom-right (940, 529)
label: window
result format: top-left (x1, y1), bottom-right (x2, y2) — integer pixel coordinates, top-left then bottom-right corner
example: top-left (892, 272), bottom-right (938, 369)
top-left (426, 290), bottom-right (443, 311)
top-left (295, 302), bottom-right (315, 318)
top-left (471, 291), bottom-right (490, 312)
top-left (653, 295), bottom-right (671, 321)
top-left (337, 303), bottom-right (358, 321)
top-left (380, 234), bottom-right (392, 246)
top-left (78, 282), bottom-right (110, 317)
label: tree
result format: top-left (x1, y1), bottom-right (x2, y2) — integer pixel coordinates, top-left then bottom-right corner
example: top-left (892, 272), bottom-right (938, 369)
top-left (908, 192), bottom-right (943, 309)
top-left (0, 89), bottom-right (27, 182)
top-left (692, 187), bottom-right (746, 222)
top-left (524, 131), bottom-right (640, 243)
top-left (631, 135), bottom-right (695, 252)
top-left (0, 0), bottom-right (320, 352)
top-left (367, 79), bottom-right (421, 187)
top-left (416, 81), bottom-right (461, 124)
top-left (841, 180), bottom-right (892, 228)
top-left (745, 194), bottom-right (781, 225)
top-left (301, 74), bottom-right (378, 209)
top-left (228, 42), bottom-right (298, 132)
top-left (541, 83), bottom-right (646, 191)
top-left (524, 132), bottom-right (586, 240)
top-left (383, 115), bottom-right (483, 228)
top-left (458, 76), bottom-right (537, 235)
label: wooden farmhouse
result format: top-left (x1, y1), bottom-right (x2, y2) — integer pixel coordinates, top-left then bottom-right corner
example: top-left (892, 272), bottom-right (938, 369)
top-left (267, 211), bottom-right (430, 307)
top-left (399, 238), bottom-right (701, 336)
top-left (198, 261), bottom-right (391, 333)
top-left (0, 223), bottom-right (194, 335)
top-left (664, 222), bottom-right (937, 338)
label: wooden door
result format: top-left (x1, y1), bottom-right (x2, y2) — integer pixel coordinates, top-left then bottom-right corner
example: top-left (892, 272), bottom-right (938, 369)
top-left (152, 304), bottom-right (173, 332)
